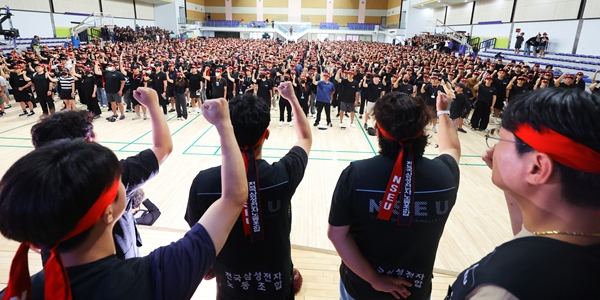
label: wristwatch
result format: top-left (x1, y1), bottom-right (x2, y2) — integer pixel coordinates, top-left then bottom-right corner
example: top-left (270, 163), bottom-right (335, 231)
top-left (437, 110), bottom-right (450, 116)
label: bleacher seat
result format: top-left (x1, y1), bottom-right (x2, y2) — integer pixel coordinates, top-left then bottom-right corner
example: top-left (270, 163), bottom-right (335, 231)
top-left (319, 22), bottom-right (339, 30)
top-left (204, 20), bottom-right (241, 27)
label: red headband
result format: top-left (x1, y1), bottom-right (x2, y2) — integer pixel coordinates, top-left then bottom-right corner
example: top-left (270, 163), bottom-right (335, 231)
top-left (376, 124), bottom-right (423, 225)
top-left (240, 130), bottom-right (269, 242)
top-left (514, 124), bottom-right (600, 173)
top-left (2, 178), bottom-right (120, 300)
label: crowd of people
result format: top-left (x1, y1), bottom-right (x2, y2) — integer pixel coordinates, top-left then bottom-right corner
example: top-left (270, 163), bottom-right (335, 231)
top-left (0, 32), bottom-right (599, 300)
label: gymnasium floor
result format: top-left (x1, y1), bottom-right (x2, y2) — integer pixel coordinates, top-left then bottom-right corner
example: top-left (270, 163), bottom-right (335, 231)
top-left (0, 101), bottom-right (513, 298)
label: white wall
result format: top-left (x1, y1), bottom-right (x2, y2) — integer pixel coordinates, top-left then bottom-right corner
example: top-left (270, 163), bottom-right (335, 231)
top-left (446, 2), bottom-right (473, 25)
top-left (10, 10), bottom-right (54, 38)
top-left (471, 23), bottom-right (511, 38)
top-left (154, 2), bottom-right (178, 32)
top-left (52, 13), bottom-right (89, 28)
top-left (572, 19), bottom-right (599, 55)
top-left (53, 0), bottom-right (101, 14)
top-left (513, 20), bottom-right (578, 54)
top-left (405, 4), bottom-right (434, 37)
top-left (432, 7), bottom-right (446, 23)
top-left (102, 0), bottom-right (135, 19)
top-left (135, 1), bottom-right (155, 20)
top-left (4, 0), bottom-right (50, 12)
top-left (113, 17), bottom-right (136, 27)
top-left (583, 0), bottom-right (600, 18)
top-left (472, 0), bottom-right (513, 23)
top-left (513, 0), bottom-right (579, 22)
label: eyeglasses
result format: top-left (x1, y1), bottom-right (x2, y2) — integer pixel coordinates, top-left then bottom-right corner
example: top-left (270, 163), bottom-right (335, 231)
top-left (485, 128), bottom-right (527, 148)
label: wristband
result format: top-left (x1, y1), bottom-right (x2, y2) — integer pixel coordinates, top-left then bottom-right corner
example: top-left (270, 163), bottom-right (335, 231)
top-left (437, 110), bottom-right (450, 116)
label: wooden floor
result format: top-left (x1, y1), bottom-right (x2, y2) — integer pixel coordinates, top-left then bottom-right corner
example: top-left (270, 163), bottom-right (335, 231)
top-left (0, 100), bottom-right (512, 298)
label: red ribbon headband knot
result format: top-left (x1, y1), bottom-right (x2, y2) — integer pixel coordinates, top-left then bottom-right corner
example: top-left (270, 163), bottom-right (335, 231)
top-left (2, 179), bottom-right (120, 300)
top-left (376, 123), bottom-right (423, 225)
top-left (514, 124), bottom-right (600, 174)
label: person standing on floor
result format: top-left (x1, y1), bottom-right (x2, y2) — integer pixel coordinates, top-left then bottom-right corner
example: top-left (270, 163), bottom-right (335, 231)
top-left (362, 74), bottom-right (385, 130)
top-left (95, 62), bottom-right (126, 121)
top-left (329, 88), bottom-right (461, 300)
top-left (335, 69), bottom-right (359, 128)
top-left (447, 88), bottom-right (600, 300)
top-left (185, 81), bottom-right (312, 300)
top-left (79, 67), bottom-right (102, 118)
top-left (279, 74), bottom-right (293, 127)
top-left (174, 72), bottom-right (189, 121)
top-left (470, 75), bottom-right (497, 131)
top-left (31, 64), bottom-right (55, 117)
top-left (312, 72), bottom-right (336, 127)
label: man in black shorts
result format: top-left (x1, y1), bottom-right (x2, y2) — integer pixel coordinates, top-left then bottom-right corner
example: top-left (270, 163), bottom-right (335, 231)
top-left (186, 65), bottom-right (203, 112)
top-left (329, 87), bottom-right (460, 300)
top-left (10, 65), bottom-right (36, 117)
top-left (335, 69), bottom-right (359, 128)
top-left (421, 75), bottom-right (444, 133)
top-left (185, 81), bottom-right (311, 300)
top-left (96, 62), bottom-right (126, 122)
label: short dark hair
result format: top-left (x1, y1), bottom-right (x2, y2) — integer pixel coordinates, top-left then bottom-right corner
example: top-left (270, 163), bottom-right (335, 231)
top-left (31, 110), bottom-right (95, 148)
top-left (0, 139), bottom-right (122, 251)
top-left (374, 92), bottom-right (430, 158)
top-left (229, 93), bottom-right (271, 148)
top-left (502, 88), bottom-right (600, 208)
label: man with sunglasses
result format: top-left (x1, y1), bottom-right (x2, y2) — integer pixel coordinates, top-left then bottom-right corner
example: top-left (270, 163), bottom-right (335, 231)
top-left (447, 88), bottom-right (600, 299)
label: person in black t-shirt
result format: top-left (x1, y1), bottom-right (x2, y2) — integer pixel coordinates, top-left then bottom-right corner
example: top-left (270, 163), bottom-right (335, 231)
top-left (448, 88), bottom-right (600, 300)
top-left (450, 83), bottom-right (469, 133)
top-left (149, 64), bottom-right (169, 117)
top-left (335, 69), bottom-right (359, 128)
top-left (362, 74), bottom-right (385, 130)
top-left (471, 76), bottom-right (497, 131)
top-left (254, 70), bottom-right (275, 107)
top-left (421, 75), bottom-right (445, 133)
top-left (95, 63), bottom-right (126, 121)
top-left (173, 72), bottom-right (189, 120)
top-left (0, 93), bottom-right (249, 300)
top-left (127, 66), bottom-right (148, 120)
top-left (80, 67), bottom-right (102, 118)
top-left (574, 71), bottom-right (586, 91)
top-left (10, 65), bottom-right (36, 117)
top-left (30, 87), bottom-right (173, 261)
top-left (185, 82), bottom-right (312, 300)
top-left (31, 64), bottom-right (55, 116)
top-left (329, 88), bottom-right (460, 300)
top-left (203, 67), bottom-right (227, 99)
top-left (186, 65), bottom-right (203, 112)
top-left (554, 73), bottom-right (576, 89)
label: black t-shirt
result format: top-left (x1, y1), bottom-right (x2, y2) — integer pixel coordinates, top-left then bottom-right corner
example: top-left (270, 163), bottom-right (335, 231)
top-left (257, 79), bottom-right (274, 103)
top-left (210, 76), bottom-right (227, 99)
top-left (186, 72), bottom-right (202, 91)
top-left (367, 81), bottom-right (384, 102)
top-left (477, 84), bottom-right (497, 106)
top-left (449, 236), bottom-right (600, 300)
top-left (395, 83), bottom-right (414, 94)
top-left (493, 78), bottom-right (509, 101)
top-left (329, 154), bottom-right (459, 300)
top-left (185, 146), bottom-right (309, 300)
top-left (129, 73), bottom-right (145, 91)
top-left (558, 82), bottom-right (576, 89)
top-left (0, 224), bottom-right (216, 300)
top-left (423, 83), bottom-right (444, 106)
top-left (151, 72), bottom-right (167, 93)
top-left (82, 75), bottom-right (96, 94)
top-left (509, 84), bottom-right (528, 101)
top-left (450, 93), bottom-right (468, 119)
top-left (340, 78), bottom-right (359, 102)
top-left (575, 79), bottom-right (586, 91)
top-left (114, 149), bottom-right (160, 259)
top-left (103, 70), bottom-right (125, 94)
top-left (31, 72), bottom-right (51, 94)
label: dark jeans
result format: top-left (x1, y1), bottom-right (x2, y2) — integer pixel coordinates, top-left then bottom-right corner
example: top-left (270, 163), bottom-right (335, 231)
top-left (315, 101), bottom-right (331, 124)
top-left (37, 94), bottom-right (55, 114)
top-left (84, 92), bottom-right (101, 116)
top-left (175, 92), bottom-right (187, 119)
top-left (471, 102), bottom-right (490, 130)
top-left (359, 93), bottom-right (368, 115)
top-left (279, 98), bottom-right (292, 122)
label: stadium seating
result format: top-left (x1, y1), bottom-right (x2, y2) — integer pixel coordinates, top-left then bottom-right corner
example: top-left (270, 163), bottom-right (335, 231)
top-left (203, 20), bottom-right (241, 27)
top-left (347, 23), bottom-right (379, 30)
top-left (479, 48), bottom-right (599, 83)
top-left (247, 21), bottom-right (268, 28)
top-left (1, 37), bottom-right (67, 52)
top-left (319, 22), bottom-right (339, 30)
